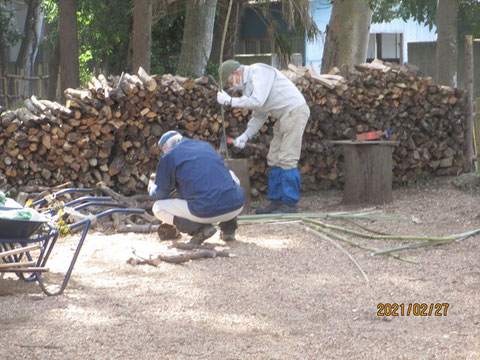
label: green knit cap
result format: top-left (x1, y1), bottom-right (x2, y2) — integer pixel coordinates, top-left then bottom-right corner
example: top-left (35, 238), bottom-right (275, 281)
top-left (220, 59), bottom-right (241, 87)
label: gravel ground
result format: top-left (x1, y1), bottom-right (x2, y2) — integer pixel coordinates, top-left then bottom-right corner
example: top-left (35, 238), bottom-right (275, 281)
top-left (1, 176), bottom-right (479, 360)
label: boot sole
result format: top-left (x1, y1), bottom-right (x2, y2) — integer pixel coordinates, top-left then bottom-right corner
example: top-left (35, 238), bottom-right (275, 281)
top-left (190, 226), bottom-right (217, 244)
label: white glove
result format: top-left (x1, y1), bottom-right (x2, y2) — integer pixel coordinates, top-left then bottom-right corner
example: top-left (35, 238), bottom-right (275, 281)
top-left (217, 91), bottom-right (232, 107)
top-left (232, 133), bottom-right (248, 149)
top-left (148, 178), bottom-right (156, 195)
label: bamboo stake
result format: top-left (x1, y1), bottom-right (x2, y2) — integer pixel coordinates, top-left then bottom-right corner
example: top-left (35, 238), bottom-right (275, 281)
top-left (305, 226), bottom-right (369, 283)
top-left (341, 218), bottom-right (392, 236)
top-left (237, 211), bottom-right (402, 223)
top-left (304, 218), bottom-right (458, 242)
top-left (303, 221), bottom-right (418, 264)
top-left (450, 228), bottom-right (480, 239)
top-left (218, 0), bottom-right (234, 159)
top-left (373, 239), bottom-right (454, 256)
top-left (372, 227), bottom-right (480, 256)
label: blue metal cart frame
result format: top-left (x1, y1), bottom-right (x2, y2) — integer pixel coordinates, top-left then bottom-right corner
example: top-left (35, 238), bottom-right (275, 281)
top-left (0, 188), bottom-right (144, 296)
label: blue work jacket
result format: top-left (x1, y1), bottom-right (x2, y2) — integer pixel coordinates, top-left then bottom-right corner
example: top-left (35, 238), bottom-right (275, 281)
top-left (149, 138), bottom-right (245, 218)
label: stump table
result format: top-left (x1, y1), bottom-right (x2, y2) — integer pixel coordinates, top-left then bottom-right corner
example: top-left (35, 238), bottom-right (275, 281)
top-left (331, 140), bottom-right (400, 205)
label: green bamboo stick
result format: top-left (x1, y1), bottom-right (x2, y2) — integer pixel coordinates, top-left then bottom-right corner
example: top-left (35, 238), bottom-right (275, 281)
top-left (218, 0), bottom-right (234, 159)
top-left (341, 217), bottom-right (393, 236)
top-left (373, 239), bottom-right (455, 256)
top-left (305, 226), bottom-right (369, 283)
top-left (328, 214), bottom-right (403, 221)
top-left (238, 212), bottom-right (404, 223)
top-left (304, 218), bottom-right (458, 242)
top-left (303, 221), bottom-right (419, 264)
top-left (449, 228), bottom-right (480, 239)
top-left (237, 219), bottom-right (302, 225)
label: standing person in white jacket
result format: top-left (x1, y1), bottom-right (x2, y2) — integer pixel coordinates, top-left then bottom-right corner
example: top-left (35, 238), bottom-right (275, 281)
top-left (217, 60), bottom-right (310, 214)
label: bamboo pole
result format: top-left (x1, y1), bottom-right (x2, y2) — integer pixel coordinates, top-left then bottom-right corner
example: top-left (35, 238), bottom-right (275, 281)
top-left (305, 226), bottom-right (369, 283)
top-left (341, 217), bottom-right (392, 236)
top-left (373, 239), bottom-right (454, 256)
top-left (303, 218), bottom-right (458, 242)
top-left (218, 0), bottom-right (234, 159)
top-left (237, 211), bottom-right (401, 223)
top-left (465, 35), bottom-right (474, 171)
top-left (474, 98), bottom-right (480, 169)
top-left (303, 221), bottom-right (419, 264)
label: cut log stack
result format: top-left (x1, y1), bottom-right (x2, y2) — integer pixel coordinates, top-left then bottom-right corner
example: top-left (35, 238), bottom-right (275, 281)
top-left (283, 60), bottom-right (467, 190)
top-left (0, 60), bottom-right (467, 195)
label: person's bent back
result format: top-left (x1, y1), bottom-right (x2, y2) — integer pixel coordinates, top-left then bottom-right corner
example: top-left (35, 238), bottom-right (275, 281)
top-left (149, 131), bottom-right (245, 244)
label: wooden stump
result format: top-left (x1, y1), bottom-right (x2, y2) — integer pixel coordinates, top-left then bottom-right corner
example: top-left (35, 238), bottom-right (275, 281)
top-left (333, 141), bottom-right (399, 205)
top-left (224, 158), bottom-right (251, 214)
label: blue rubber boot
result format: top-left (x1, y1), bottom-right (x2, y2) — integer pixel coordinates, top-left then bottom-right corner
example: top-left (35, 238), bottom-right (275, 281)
top-left (272, 168), bottom-right (301, 214)
top-left (256, 167), bottom-right (283, 214)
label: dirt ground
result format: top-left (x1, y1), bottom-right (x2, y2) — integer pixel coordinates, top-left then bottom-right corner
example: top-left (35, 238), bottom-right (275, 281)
top-left (1, 176), bottom-right (479, 360)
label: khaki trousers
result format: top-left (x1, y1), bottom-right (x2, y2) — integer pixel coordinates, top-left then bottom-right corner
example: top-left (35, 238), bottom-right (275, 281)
top-left (267, 104), bottom-right (310, 170)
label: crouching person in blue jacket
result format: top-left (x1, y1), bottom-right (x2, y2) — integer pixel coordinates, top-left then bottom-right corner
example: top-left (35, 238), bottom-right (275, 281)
top-left (148, 130), bottom-right (245, 244)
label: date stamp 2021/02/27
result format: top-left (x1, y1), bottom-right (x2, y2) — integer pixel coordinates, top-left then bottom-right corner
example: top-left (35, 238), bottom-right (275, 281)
top-left (377, 303), bottom-right (449, 317)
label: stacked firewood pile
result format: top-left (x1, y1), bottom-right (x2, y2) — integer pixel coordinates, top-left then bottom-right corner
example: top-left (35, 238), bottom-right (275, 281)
top-left (0, 60), bottom-right (467, 195)
top-left (288, 60), bottom-right (467, 190)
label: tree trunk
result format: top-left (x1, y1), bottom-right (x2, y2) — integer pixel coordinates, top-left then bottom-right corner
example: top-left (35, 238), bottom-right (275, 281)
top-left (0, 30), bottom-right (6, 79)
top-left (176, 0), bottom-right (218, 77)
top-left (47, 33), bottom-right (60, 101)
top-left (15, 0), bottom-right (38, 70)
top-left (436, 0), bottom-right (459, 87)
top-left (321, 0), bottom-right (372, 74)
top-left (132, 0), bottom-right (152, 73)
top-left (59, 0), bottom-right (80, 101)
top-left (15, 0), bottom-right (43, 98)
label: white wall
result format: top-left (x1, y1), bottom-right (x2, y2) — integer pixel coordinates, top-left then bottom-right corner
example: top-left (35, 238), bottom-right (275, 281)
top-left (370, 18), bottom-right (437, 63)
top-left (305, 0), bottom-right (438, 73)
top-left (305, 0), bottom-right (332, 74)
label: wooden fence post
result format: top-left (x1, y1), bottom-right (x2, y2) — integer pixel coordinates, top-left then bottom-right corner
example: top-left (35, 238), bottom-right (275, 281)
top-left (38, 63), bottom-right (43, 98)
top-left (475, 98), bottom-right (480, 171)
top-left (19, 68), bottom-right (25, 106)
top-left (2, 76), bottom-right (7, 109)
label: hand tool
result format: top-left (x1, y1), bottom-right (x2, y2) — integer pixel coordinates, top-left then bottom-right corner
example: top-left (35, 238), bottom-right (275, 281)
top-left (356, 129), bottom-right (393, 141)
top-left (226, 137), bottom-right (266, 152)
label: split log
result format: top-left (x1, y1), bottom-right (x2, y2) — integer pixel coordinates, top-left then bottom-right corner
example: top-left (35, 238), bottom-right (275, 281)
top-left (128, 250), bottom-right (190, 265)
top-left (110, 72), bottom-right (126, 102)
top-left (30, 95), bottom-right (48, 114)
top-left (117, 224), bottom-right (159, 233)
top-left (137, 66), bottom-right (157, 91)
top-left (170, 241), bottom-right (236, 257)
top-left (95, 182), bottom-right (153, 210)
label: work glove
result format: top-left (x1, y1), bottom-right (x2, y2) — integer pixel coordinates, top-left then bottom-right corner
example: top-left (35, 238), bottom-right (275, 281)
top-left (217, 91), bottom-right (232, 107)
top-left (232, 133), bottom-right (248, 149)
top-left (147, 178), bottom-right (156, 196)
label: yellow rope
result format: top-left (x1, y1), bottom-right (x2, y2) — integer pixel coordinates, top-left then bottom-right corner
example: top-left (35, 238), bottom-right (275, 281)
top-left (23, 198), bottom-right (71, 236)
top-left (55, 209), bottom-right (71, 237)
